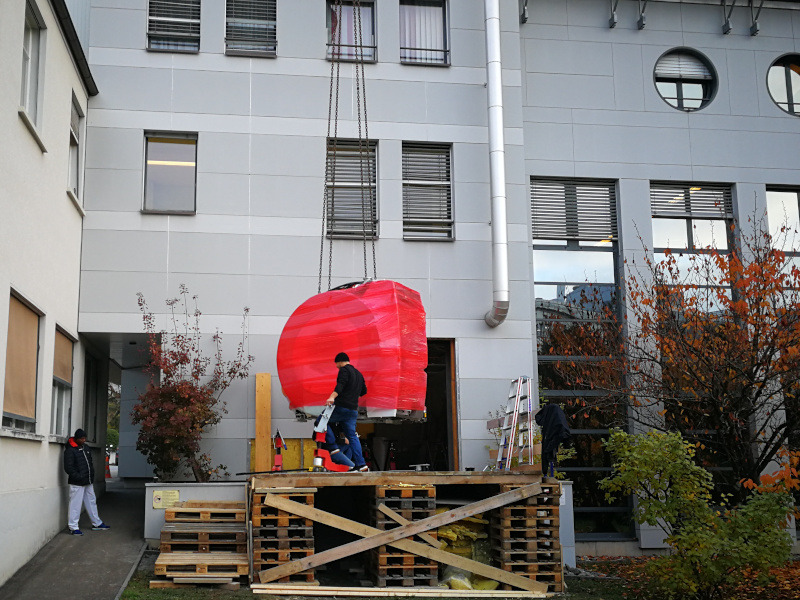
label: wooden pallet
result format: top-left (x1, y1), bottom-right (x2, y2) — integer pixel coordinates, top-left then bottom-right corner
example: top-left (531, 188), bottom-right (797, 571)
top-left (154, 552), bottom-right (249, 577)
top-left (375, 485), bottom-right (435, 499)
top-left (253, 524), bottom-right (314, 539)
top-left (253, 492), bottom-right (315, 506)
top-left (374, 573), bottom-right (438, 588)
top-left (252, 564), bottom-right (317, 584)
top-left (254, 548), bottom-right (316, 563)
top-left (254, 536), bottom-right (315, 550)
top-left (252, 514), bottom-right (314, 528)
top-left (494, 505), bottom-right (560, 518)
top-left (490, 516), bottom-right (560, 529)
top-left (159, 541), bottom-right (247, 553)
top-left (373, 497), bottom-right (437, 510)
top-left (160, 522), bottom-right (246, 544)
top-left (149, 578), bottom-right (239, 590)
top-left (493, 537), bottom-right (560, 551)
top-left (489, 525), bottom-right (557, 540)
top-left (165, 501), bottom-right (246, 523)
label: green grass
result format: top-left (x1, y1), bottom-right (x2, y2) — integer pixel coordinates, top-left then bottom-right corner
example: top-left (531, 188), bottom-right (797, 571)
top-left (562, 577), bottom-right (627, 600)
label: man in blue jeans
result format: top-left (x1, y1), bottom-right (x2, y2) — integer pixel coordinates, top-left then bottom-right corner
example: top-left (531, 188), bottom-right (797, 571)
top-left (325, 352), bottom-right (369, 471)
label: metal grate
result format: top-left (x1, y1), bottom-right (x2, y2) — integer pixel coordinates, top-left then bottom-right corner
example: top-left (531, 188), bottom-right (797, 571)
top-left (148, 0), bottom-right (201, 52)
top-left (326, 139), bottom-right (378, 239)
top-left (531, 178), bottom-right (618, 242)
top-left (650, 182), bottom-right (733, 219)
top-left (402, 143), bottom-right (452, 240)
top-left (226, 0), bottom-right (277, 56)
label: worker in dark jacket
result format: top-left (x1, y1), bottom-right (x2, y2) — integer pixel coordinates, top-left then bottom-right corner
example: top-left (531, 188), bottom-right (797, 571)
top-left (63, 428), bottom-right (110, 535)
top-left (325, 352), bottom-right (369, 471)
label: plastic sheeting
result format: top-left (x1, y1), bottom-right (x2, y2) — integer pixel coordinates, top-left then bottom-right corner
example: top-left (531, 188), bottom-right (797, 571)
top-left (277, 280), bottom-right (427, 411)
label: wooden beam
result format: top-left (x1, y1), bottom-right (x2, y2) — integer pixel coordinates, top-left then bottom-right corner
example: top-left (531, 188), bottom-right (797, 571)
top-left (377, 504), bottom-right (442, 549)
top-left (251, 471), bottom-right (550, 488)
top-left (257, 485), bottom-right (547, 593)
top-left (252, 584), bottom-right (544, 597)
top-left (254, 373), bottom-right (271, 472)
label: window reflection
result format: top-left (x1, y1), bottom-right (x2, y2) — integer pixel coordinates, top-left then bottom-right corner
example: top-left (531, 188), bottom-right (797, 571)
top-left (766, 190), bottom-right (800, 250)
top-left (767, 55), bottom-right (800, 115)
top-left (144, 136), bottom-right (197, 213)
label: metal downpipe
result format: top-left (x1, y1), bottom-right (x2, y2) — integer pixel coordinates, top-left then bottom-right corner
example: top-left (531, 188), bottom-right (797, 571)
top-left (483, 0), bottom-right (510, 328)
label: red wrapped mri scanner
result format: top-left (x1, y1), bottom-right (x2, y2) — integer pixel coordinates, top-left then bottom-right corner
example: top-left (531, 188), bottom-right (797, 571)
top-left (277, 280), bottom-right (428, 414)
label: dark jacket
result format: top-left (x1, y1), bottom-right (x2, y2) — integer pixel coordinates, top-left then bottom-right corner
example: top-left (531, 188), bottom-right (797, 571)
top-left (535, 404), bottom-right (571, 468)
top-left (333, 364), bottom-right (367, 410)
top-left (64, 437), bottom-right (94, 486)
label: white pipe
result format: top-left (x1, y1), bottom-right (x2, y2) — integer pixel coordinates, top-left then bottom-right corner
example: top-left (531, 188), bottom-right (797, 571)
top-left (483, 0), bottom-right (510, 328)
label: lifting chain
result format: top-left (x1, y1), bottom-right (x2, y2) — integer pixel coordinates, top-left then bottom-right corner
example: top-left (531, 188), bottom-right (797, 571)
top-left (318, 0), bottom-right (377, 294)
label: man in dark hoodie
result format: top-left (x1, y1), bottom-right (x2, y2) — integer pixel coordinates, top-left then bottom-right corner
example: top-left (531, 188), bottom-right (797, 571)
top-left (63, 428), bottom-right (110, 535)
top-left (325, 352), bottom-right (369, 471)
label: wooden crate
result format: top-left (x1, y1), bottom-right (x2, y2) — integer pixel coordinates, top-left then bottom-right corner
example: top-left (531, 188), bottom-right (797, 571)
top-left (165, 501), bottom-right (246, 523)
top-left (160, 523), bottom-right (246, 544)
top-left (159, 541), bottom-right (247, 553)
top-left (154, 552), bottom-right (249, 578)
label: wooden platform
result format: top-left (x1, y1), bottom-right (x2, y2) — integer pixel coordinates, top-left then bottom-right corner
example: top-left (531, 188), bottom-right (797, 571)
top-left (252, 471), bottom-right (548, 490)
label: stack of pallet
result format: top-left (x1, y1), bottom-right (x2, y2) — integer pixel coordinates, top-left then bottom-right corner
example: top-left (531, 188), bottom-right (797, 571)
top-left (151, 501), bottom-right (248, 589)
top-left (369, 484), bottom-right (438, 588)
top-left (489, 482), bottom-right (562, 593)
top-left (251, 487), bottom-right (318, 585)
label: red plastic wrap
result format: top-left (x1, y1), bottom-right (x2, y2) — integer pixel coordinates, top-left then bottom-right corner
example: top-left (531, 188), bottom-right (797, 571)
top-left (277, 280), bottom-right (428, 412)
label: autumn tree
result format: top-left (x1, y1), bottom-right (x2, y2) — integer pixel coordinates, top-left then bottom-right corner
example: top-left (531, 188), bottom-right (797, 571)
top-left (132, 285), bottom-right (253, 482)
top-left (547, 222), bottom-right (800, 501)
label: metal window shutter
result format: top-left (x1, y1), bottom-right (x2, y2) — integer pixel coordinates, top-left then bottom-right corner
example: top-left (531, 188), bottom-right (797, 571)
top-left (402, 143), bottom-right (452, 239)
top-left (148, 0), bottom-right (201, 46)
top-left (326, 139), bottom-right (377, 238)
top-left (650, 182), bottom-right (733, 218)
top-left (655, 53), bottom-right (712, 80)
top-left (70, 101), bottom-right (80, 141)
top-left (226, 0), bottom-right (277, 54)
top-left (531, 178), bottom-right (618, 242)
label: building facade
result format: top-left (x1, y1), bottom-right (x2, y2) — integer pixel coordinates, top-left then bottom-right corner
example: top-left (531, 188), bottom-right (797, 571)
top-left (0, 0), bottom-right (100, 584)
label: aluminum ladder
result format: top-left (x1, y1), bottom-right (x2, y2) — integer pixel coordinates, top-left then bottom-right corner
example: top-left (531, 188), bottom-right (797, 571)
top-left (495, 376), bottom-right (539, 470)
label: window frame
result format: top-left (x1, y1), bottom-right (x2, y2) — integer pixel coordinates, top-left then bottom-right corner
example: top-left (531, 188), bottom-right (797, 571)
top-left (67, 95), bottom-right (84, 204)
top-left (399, 0), bottom-right (450, 66)
top-left (50, 328), bottom-right (74, 438)
top-left (19, 0), bottom-right (46, 130)
top-left (326, 0), bottom-right (377, 63)
top-left (653, 48), bottom-right (717, 113)
top-left (767, 54), bottom-right (800, 117)
top-left (325, 138), bottom-right (378, 239)
top-left (402, 142), bottom-right (453, 240)
top-left (142, 132), bottom-right (198, 215)
top-left (147, 0), bottom-right (202, 53)
top-left (225, 0), bottom-right (277, 57)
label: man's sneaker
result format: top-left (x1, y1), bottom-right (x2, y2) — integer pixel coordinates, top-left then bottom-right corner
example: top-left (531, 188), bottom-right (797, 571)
top-left (357, 465), bottom-right (370, 472)
top-left (92, 523), bottom-right (110, 531)
top-left (70, 529), bottom-right (84, 536)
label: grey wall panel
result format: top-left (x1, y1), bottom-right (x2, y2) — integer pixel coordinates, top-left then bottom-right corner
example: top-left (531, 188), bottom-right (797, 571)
top-left (251, 74), bottom-right (341, 119)
top-left (612, 43), bottom-right (646, 112)
top-left (83, 168), bottom-right (144, 211)
top-left (429, 241), bottom-right (492, 280)
top-left (200, 0), bottom-right (224, 55)
top-left (449, 28), bottom-right (487, 69)
top-left (526, 73), bottom-right (616, 110)
top-left (82, 230), bottom-right (168, 272)
top-left (458, 338), bottom-right (534, 380)
top-left (205, 418), bottom-right (248, 440)
top-left (250, 234), bottom-right (324, 276)
top-left (278, 0), bottom-right (328, 60)
top-left (524, 122), bottom-right (573, 162)
top-left (572, 123), bottom-right (691, 167)
top-left (91, 65), bottom-right (173, 112)
top-left (168, 232), bottom-right (250, 275)
top-left (528, 0), bottom-right (568, 26)
top-left (196, 132), bottom-right (251, 174)
top-left (452, 182), bottom-right (491, 223)
top-left (458, 377), bottom-right (515, 421)
top-left (85, 127), bottom-right (144, 171)
top-left (165, 272), bottom-right (250, 315)
top-left (425, 83), bottom-right (488, 126)
top-left (366, 79), bottom-right (427, 123)
top-left (525, 38), bottom-right (613, 76)
top-left (198, 438), bottom-right (249, 476)
top-left (249, 276), bottom-right (320, 318)
top-left (250, 175), bottom-right (322, 218)
top-left (689, 128), bottom-right (800, 171)
top-left (196, 172), bottom-right (252, 216)
top-left (565, 0), bottom-right (614, 27)
top-left (250, 134), bottom-right (324, 177)
top-left (80, 270), bottom-right (167, 314)
top-left (89, 7), bottom-right (145, 50)
top-left (173, 70), bottom-right (251, 116)
top-left (452, 143), bottom-right (489, 184)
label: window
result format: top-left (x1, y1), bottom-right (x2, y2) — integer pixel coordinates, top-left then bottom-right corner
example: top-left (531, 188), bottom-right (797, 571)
top-left (3, 295), bottom-right (40, 432)
top-left (400, 0), bottom-right (449, 65)
top-left (83, 355), bottom-right (100, 443)
top-left (654, 49), bottom-right (716, 112)
top-left (226, 0), bottom-right (277, 56)
top-left (767, 55), bottom-right (800, 116)
top-left (143, 134), bottom-right (197, 213)
top-left (68, 97), bottom-right (83, 199)
top-left (50, 330), bottom-right (73, 437)
top-left (20, 1), bottom-right (44, 124)
top-left (766, 189), bottom-right (800, 252)
top-left (402, 143), bottom-right (452, 240)
top-left (327, 1), bottom-right (375, 61)
top-left (531, 178), bottom-right (631, 539)
top-left (650, 183), bottom-right (733, 254)
top-left (326, 138), bottom-right (377, 238)
top-left (148, 0), bottom-right (201, 52)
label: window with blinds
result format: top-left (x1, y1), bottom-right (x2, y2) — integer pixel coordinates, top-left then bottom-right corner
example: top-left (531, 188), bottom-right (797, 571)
top-left (400, 0), bottom-right (449, 65)
top-left (69, 98), bottom-right (83, 197)
top-left (21, 1), bottom-right (44, 124)
top-left (327, 1), bottom-right (376, 61)
top-left (654, 49), bottom-right (716, 112)
top-left (51, 330), bottom-right (73, 437)
top-left (226, 0), bottom-right (277, 56)
top-left (3, 295), bottom-right (40, 431)
top-left (651, 182), bottom-right (733, 251)
top-left (402, 143), bottom-right (452, 240)
top-left (326, 139), bottom-right (378, 239)
top-left (148, 0), bottom-right (201, 52)
top-left (530, 178), bottom-right (618, 243)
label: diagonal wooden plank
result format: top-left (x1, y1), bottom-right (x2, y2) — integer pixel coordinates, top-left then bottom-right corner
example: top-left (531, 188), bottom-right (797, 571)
top-left (377, 503), bottom-right (442, 549)
top-left (257, 484), bottom-right (547, 593)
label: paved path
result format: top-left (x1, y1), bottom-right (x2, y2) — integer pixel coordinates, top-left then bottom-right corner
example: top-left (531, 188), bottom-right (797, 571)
top-left (0, 477), bottom-right (145, 600)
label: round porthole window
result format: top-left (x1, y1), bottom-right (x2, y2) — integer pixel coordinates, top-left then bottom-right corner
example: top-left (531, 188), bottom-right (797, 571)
top-left (654, 49), bottom-right (717, 112)
top-left (767, 54), bottom-right (800, 116)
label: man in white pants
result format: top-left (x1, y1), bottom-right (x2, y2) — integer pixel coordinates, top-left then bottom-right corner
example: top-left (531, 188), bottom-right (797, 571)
top-left (63, 428), bottom-right (110, 535)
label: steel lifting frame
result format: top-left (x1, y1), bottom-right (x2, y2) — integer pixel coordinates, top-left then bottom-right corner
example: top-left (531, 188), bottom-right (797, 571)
top-left (749, 0), bottom-right (765, 36)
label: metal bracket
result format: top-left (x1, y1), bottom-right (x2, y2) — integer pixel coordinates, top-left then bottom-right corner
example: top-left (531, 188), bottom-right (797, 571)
top-left (722, 0), bottom-right (736, 34)
top-left (609, 0), bottom-right (621, 28)
top-left (519, 0), bottom-right (529, 24)
top-left (749, 0), bottom-right (764, 35)
top-left (637, 0), bottom-right (649, 30)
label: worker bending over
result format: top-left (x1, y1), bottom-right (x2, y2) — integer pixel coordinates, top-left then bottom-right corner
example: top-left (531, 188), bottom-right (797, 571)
top-left (325, 352), bottom-right (369, 471)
